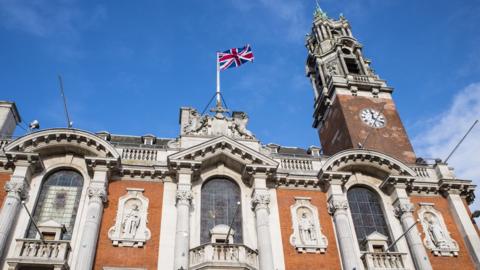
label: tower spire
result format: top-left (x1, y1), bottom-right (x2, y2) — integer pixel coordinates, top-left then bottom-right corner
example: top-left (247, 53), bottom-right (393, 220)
top-left (314, 0), bottom-right (328, 19)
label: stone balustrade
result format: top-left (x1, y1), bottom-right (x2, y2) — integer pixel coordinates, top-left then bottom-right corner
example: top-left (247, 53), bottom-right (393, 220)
top-left (361, 252), bottom-right (408, 270)
top-left (352, 75), bottom-right (370, 83)
top-left (412, 166), bottom-right (432, 178)
top-left (6, 239), bottom-right (70, 269)
top-left (189, 243), bottom-right (258, 270)
top-left (121, 147), bottom-right (158, 161)
top-left (279, 158), bottom-right (314, 171)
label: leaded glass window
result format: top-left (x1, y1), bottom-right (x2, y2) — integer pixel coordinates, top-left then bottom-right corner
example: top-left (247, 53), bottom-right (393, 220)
top-left (201, 178), bottom-right (242, 244)
top-left (27, 170), bottom-right (83, 240)
top-left (347, 187), bottom-right (391, 250)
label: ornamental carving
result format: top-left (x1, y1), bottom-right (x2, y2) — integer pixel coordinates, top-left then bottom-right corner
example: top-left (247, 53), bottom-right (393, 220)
top-left (326, 60), bottom-right (339, 76)
top-left (327, 197), bottom-right (348, 215)
top-left (87, 186), bottom-right (107, 203)
top-left (251, 192), bottom-right (270, 209)
top-left (180, 107), bottom-right (256, 139)
top-left (418, 203), bottom-right (459, 256)
top-left (4, 181), bottom-right (28, 199)
top-left (289, 197), bottom-right (328, 253)
top-left (108, 188), bottom-right (151, 247)
top-left (176, 190), bottom-right (193, 204)
top-left (394, 202), bottom-right (415, 218)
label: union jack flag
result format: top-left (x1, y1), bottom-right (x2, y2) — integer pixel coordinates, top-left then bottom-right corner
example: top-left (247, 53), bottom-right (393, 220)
top-left (218, 45), bottom-right (254, 71)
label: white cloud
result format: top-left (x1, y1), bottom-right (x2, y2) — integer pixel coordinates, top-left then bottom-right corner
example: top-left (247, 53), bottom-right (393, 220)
top-left (414, 83), bottom-right (480, 218)
top-left (0, 0), bottom-right (106, 37)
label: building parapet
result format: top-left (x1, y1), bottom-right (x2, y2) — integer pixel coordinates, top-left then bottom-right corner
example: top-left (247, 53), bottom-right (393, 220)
top-left (6, 238), bottom-right (70, 270)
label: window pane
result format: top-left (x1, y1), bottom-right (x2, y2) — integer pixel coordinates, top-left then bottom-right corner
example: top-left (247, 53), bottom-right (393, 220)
top-left (201, 178), bottom-right (242, 244)
top-left (347, 187), bottom-right (391, 250)
top-left (28, 170), bottom-right (83, 240)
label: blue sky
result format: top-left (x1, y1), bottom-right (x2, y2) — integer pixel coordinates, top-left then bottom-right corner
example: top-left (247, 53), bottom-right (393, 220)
top-left (1, 0), bottom-right (480, 208)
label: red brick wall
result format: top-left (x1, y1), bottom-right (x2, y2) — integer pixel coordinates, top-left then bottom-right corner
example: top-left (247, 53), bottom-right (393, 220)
top-left (276, 189), bottom-right (341, 270)
top-left (410, 196), bottom-right (476, 270)
top-left (93, 180), bottom-right (164, 270)
top-left (320, 94), bottom-right (416, 164)
top-left (0, 172), bottom-right (11, 206)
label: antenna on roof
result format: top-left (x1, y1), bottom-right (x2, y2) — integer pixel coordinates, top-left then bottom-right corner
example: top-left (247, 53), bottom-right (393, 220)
top-left (58, 75), bottom-right (73, 128)
top-left (444, 119), bottom-right (478, 163)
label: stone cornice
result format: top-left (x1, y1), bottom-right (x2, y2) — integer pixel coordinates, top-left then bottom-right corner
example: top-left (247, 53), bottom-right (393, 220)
top-left (379, 175), bottom-right (416, 194)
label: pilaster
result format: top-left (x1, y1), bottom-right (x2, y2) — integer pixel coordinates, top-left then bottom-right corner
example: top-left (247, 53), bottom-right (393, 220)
top-left (74, 165), bottom-right (108, 270)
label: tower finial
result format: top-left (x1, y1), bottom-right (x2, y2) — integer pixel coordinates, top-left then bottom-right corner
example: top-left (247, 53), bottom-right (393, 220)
top-left (314, 0), bottom-right (328, 19)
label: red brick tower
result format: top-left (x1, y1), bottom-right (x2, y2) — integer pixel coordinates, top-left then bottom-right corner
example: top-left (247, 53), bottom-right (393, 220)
top-left (305, 9), bottom-right (416, 163)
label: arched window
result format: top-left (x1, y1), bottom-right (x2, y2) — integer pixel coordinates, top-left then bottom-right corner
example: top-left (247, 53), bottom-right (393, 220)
top-left (27, 170), bottom-right (83, 240)
top-left (201, 178), bottom-right (242, 244)
top-left (347, 186), bottom-right (391, 250)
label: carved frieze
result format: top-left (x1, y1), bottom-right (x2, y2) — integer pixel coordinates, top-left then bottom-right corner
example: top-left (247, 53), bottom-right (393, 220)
top-left (108, 188), bottom-right (151, 247)
top-left (290, 197), bottom-right (328, 253)
top-left (418, 203), bottom-right (459, 256)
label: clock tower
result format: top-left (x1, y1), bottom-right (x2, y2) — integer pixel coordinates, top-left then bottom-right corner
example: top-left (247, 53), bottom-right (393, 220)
top-left (305, 8), bottom-right (416, 163)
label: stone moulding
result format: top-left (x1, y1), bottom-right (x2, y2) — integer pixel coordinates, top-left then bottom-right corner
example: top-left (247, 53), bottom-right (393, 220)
top-left (108, 188), bottom-right (151, 247)
top-left (289, 197), bottom-right (328, 253)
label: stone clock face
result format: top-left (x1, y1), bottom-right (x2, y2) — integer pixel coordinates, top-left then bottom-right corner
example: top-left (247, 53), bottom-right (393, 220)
top-left (360, 108), bottom-right (386, 128)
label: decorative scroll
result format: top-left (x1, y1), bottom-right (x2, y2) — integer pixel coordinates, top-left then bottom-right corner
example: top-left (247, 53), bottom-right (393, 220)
top-left (418, 203), bottom-right (459, 256)
top-left (108, 188), bottom-right (151, 247)
top-left (289, 197), bottom-right (328, 253)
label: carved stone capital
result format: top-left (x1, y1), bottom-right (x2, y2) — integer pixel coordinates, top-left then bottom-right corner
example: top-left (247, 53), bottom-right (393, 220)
top-left (252, 192), bottom-right (270, 210)
top-left (87, 186), bottom-right (107, 204)
top-left (4, 181), bottom-right (28, 199)
top-left (327, 197), bottom-right (349, 215)
top-left (394, 202), bottom-right (415, 218)
top-left (176, 190), bottom-right (193, 205)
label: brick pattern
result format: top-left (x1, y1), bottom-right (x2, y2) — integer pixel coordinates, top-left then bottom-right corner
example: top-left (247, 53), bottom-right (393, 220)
top-left (93, 180), bottom-right (164, 270)
top-left (0, 172), bottom-right (11, 206)
top-left (276, 189), bottom-right (341, 270)
top-left (410, 196), bottom-right (476, 270)
top-left (320, 95), bottom-right (416, 164)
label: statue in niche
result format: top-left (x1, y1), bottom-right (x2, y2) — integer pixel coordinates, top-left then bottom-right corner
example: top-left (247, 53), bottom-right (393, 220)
top-left (289, 198), bottom-right (328, 253)
top-left (419, 203), bottom-right (459, 256)
top-left (184, 109), bottom-right (207, 134)
top-left (425, 213), bottom-right (448, 247)
top-left (108, 188), bottom-right (151, 247)
top-left (298, 212), bottom-right (316, 244)
top-left (232, 111), bottom-right (254, 139)
top-left (122, 204), bottom-right (141, 238)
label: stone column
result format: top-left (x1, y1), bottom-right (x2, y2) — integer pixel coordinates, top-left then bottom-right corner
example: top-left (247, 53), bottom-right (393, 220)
top-left (251, 174), bottom-right (274, 270)
top-left (327, 193), bottom-right (363, 270)
top-left (74, 168), bottom-right (108, 270)
top-left (447, 191), bottom-right (480, 266)
top-left (393, 188), bottom-right (432, 270)
top-left (173, 169), bottom-right (193, 270)
top-left (0, 163), bottom-right (30, 261)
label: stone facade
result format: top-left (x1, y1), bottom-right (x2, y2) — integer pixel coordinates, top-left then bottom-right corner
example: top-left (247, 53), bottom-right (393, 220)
top-left (0, 6), bottom-right (479, 270)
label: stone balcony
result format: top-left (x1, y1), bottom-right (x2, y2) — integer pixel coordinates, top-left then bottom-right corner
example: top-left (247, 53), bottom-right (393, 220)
top-left (6, 239), bottom-right (71, 270)
top-left (361, 252), bottom-right (408, 270)
top-left (189, 243), bottom-right (258, 270)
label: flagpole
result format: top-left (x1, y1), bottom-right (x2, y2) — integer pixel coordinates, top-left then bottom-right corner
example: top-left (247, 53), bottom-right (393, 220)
top-left (216, 52), bottom-right (221, 107)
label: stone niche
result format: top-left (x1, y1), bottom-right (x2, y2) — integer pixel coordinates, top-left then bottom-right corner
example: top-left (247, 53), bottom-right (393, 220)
top-left (289, 197), bottom-right (328, 253)
top-left (418, 203), bottom-right (459, 256)
top-left (108, 188), bottom-right (151, 247)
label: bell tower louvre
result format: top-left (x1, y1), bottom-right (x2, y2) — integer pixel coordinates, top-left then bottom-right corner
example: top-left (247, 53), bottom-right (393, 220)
top-left (306, 7), bottom-right (416, 164)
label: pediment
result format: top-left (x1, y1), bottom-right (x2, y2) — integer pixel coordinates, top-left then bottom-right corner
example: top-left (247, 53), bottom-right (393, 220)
top-left (4, 128), bottom-right (120, 159)
top-left (320, 149), bottom-right (416, 178)
top-left (168, 136), bottom-right (278, 170)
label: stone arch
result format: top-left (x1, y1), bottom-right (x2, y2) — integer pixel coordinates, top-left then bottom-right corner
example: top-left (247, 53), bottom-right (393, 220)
top-left (4, 128), bottom-right (120, 159)
top-left (320, 149), bottom-right (415, 178)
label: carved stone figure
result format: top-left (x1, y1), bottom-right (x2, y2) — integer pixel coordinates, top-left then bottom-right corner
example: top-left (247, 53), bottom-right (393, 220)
top-left (183, 109), bottom-right (207, 135)
top-left (418, 203), bottom-right (459, 256)
top-left (289, 197), bottom-right (328, 253)
top-left (298, 212), bottom-right (316, 244)
top-left (122, 204), bottom-right (141, 238)
top-left (232, 112), bottom-right (254, 139)
top-left (108, 188), bottom-right (151, 247)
